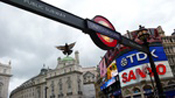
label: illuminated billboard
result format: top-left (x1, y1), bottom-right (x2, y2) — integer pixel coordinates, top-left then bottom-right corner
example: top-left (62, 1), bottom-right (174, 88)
top-left (99, 47), bottom-right (120, 78)
top-left (100, 77), bottom-right (116, 90)
top-left (99, 58), bottom-right (107, 77)
top-left (107, 61), bottom-right (118, 80)
top-left (116, 46), bottom-right (173, 87)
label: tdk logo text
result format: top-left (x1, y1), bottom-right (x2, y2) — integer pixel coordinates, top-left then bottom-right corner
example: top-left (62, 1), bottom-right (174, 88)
top-left (116, 46), bottom-right (168, 72)
top-left (121, 49), bottom-right (158, 67)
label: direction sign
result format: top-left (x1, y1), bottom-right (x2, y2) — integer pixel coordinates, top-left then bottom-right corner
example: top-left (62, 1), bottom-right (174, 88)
top-left (86, 19), bottom-right (121, 41)
top-left (1, 0), bottom-right (149, 53)
top-left (1, 0), bottom-right (85, 30)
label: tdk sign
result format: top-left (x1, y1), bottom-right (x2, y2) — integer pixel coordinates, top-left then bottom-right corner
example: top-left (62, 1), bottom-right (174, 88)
top-left (121, 50), bottom-right (157, 67)
top-left (116, 46), bottom-right (167, 72)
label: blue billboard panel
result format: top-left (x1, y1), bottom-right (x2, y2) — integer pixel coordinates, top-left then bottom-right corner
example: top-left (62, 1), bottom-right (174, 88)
top-left (116, 46), bottom-right (167, 72)
top-left (100, 77), bottom-right (116, 90)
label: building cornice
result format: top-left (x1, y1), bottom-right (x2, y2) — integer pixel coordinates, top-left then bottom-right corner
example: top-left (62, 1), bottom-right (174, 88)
top-left (10, 81), bottom-right (46, 97)
top-left (0, 73), bottom-right (12, 77)
top-left (0, 64), bottom-right (11, 68)
top-left (46, 70), bottom-right (83, 80)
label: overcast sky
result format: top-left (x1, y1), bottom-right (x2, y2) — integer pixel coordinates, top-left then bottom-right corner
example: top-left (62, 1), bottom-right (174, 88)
top-left (0, 0), bottom-right (175, 95)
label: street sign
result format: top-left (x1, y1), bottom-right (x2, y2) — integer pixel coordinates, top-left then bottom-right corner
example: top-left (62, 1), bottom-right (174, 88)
top-left (86, 19), bottom-right (121, 41)
top-left (0, 0), bottom-right (149, 53)
top-left (1, 0), bottom-right (85, 30)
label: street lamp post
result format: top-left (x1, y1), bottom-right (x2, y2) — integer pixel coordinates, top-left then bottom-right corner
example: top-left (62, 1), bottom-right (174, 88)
top-left (137, 25), bottom-right (165, 98)
top-left (145, 64), bottom-right (156, 97)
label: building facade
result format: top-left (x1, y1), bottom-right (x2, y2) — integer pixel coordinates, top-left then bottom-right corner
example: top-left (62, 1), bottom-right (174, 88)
top-left (82, 67), bottom-right (98, 98)
top-left (120, 26), bottom-right (175, 98)
top-left (10, 51), bottom-right (97, 98)
top-left (161, 29), bottom-right (175, 76)
top-left (95, 26), bottom-right (175, 98)
top-left (0, 61), bottom-right (12, 98)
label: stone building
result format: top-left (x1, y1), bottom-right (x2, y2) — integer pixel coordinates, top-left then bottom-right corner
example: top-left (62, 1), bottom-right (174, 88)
top-left (82, 67), bottom-right (98, 98)
top-left (161, 29), bottom-right (175, 76)
top-left (10, 51), bottom-right (97, 98)
top-left (121, 26), bottom-right (175, 98)
top-left (0, 61), bottom-right (12, 98)
top-left (95, 26), bottom-right (175, 98)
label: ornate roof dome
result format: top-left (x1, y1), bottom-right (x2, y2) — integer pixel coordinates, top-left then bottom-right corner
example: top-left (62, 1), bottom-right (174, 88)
top-left (62, 56), bottom-right (75, 62)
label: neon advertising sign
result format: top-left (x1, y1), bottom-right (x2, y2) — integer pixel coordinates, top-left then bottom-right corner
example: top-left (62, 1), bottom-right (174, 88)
top-left (116, 46), bottom-right (173, 87)
top-left (122, 63), bottom-right (166, 83)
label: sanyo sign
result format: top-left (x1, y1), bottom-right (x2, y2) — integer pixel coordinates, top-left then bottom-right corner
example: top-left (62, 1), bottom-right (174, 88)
top-left (116, 46), bottom-right (173, 87)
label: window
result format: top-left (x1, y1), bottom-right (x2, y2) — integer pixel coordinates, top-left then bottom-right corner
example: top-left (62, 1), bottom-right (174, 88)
top-left (171, 58), bottom-right (174, 63)
top-left (125, 89), bottom-right (131, 95)
top-left (58, 79), bottom-right (62, 91)
top-left (3, 69), bottom-right (7, 74)
top-left (64, 69), bottom-right (66, 73)
top-left (51, 81), bottom-right (55, 95)
top-left (59, 83), bottom-right (62, 91)
top-left (133, 87), bottom-right (140, 93)
top-left (77, 76), bottom-right (81, 91)
top-left (168, 81), bottom-right (175, 85)
top-left (67, 77), bottom-right (71, 92)
top-left (143, 85), bottom-right (152, 92)
top-left (0, 83), bottom-right (3, 96)
top-left (37, 79), bottom-right (40, 83)
top-left (36, 87), bottom-right (41, 98)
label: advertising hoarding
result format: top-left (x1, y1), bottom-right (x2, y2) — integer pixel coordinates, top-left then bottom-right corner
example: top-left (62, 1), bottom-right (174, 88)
top-left (107, 61), bottom-right (118, 80)
top-left (99, 58), bottom-right (107, 78)
top-left (116, 46), bottom-right (173, 87)
top-left (100, 77), bottom-right (116, 90)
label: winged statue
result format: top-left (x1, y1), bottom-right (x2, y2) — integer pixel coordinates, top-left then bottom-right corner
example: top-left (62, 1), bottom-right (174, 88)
top-left (56, 42), bottom-right (76, 56)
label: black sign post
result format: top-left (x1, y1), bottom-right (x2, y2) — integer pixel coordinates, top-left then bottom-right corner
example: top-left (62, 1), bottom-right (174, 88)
top-left (0, 0), bottom-right (148, 52)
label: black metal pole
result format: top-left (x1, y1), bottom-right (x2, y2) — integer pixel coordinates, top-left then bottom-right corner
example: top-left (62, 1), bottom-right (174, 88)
top-left (148, 67), bottom-right (156, 97)
top-left (145, 41), bottom-right (165, 98)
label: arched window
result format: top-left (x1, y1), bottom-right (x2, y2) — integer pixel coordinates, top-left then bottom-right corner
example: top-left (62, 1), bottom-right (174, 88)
top-left (143, 85), bottom-right (152, 92)
top-left (161, 82), bottom-right (165, 87)
top-left (133, 87), bottom-right (140, 93)
top-left (168, 81), bottom-right (175, 85)
top-left (125, 89), bottom-right (131, 95)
